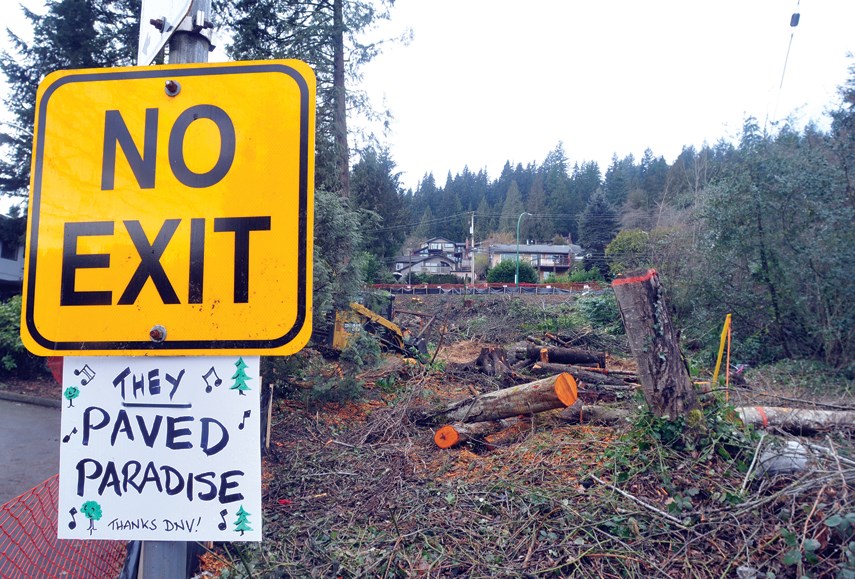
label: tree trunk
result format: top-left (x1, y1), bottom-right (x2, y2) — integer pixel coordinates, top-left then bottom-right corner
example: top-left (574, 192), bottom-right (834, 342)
top-left (524, 345), bottom-right (606, 368)
top-left (559, 403), bottom-right (630, 425)
top-left (737, 406), bottom-right (855, 434)
top-left (436, 373), bottom-right (578, 424)
top-left (332, 0), bottom-right (350, 197)
top-left (612, 269), bottom-right (699, 419)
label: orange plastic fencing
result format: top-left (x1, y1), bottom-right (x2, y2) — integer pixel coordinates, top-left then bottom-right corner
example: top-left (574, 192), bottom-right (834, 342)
top-left (0, 475), bottom-right (126, 578)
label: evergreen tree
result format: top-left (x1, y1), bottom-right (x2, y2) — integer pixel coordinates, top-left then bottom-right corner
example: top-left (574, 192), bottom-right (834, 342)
top-left (350, 146), bottom-right (405, 257)
top-left (525, 175), bottom-right (552, 241)
top-left (0, 0), bottom-right (139, 195)
top-left (475, 195), bottom-right (495, 239)
top-left (413, 206), bottom-right (435, 240)
top-left (498, 180), bottom-right (524, 235)
top-left (577, 193), bottom-right (618, 278)
top-left (225, 0), bottom-right (396, 198)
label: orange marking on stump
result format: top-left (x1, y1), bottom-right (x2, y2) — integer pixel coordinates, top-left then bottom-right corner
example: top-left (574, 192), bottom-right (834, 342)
top-left (555, 372), bottom-right (578, 407)
top-left (611, 268), bottom-right (658, 287)
top-left (434, 425), bottom-right (460, 449)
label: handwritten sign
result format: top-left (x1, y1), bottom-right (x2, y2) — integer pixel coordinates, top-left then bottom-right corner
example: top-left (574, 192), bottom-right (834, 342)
top-left (58, 356), bottom-right (261, 541)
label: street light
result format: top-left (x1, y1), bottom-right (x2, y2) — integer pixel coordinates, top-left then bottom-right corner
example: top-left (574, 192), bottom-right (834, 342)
top-left (515, 211), bottom-right (532, 290)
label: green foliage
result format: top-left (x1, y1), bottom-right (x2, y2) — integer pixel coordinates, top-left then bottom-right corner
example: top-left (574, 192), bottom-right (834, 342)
top-left (357, 252), bottom-right (395, 284)
top-left (576, 291), bottom-right (624, 334)
top-left (410, 273), bottom-right (460, 285)
top-left (684, 117), bottom-right (855, 369)
top-left (566, 267), bottom-right (605, 283)
top-left (1, 0), bottom-right (139, 195)
top-left (486, 259), bottom-right (538, 283)
top-left (605, 229), bottom-right (650, 275)
top-left (351, 147), bottom-right (407, 258)
top-left (312, 189), bottom-right (368, 339)
top-left (606, 395), bottom-right (756, 485)
top-left (578, 193), bottom-right (619, 279)
top-left (0, 295), bottom-right (47, 378)
top-left (339, 330), bottom-right (381, 371)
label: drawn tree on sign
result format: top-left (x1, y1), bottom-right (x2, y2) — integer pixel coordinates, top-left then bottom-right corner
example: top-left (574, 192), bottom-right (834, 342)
top-left (230, 357), bottom-right (251, 396)
top-left (233, 505), bottom-right (252, 535)
top-left (63, 386), bottom-right (80, 408)
top-left (80, 500), bottom-right (102, 535)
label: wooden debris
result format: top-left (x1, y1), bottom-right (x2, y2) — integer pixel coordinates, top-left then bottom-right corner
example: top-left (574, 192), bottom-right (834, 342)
top-left (434, 417), bottom-right (528, 449)
top-left (522, 345), bottom-right (606, 368)
top-left (737, 406), bottom-right (855, 434)
top-left (475, 346), bottom-right (512, 377)
top-left (559, 403), bottom-right (630, 426)
top-left (434, 373), bottom-right (578, 424)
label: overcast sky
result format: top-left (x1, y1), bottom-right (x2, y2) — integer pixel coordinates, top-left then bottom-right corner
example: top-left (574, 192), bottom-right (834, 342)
top-left (357, 0), bottom-right (855, 190)
top-left (2, 0), bottom-right (854, 196)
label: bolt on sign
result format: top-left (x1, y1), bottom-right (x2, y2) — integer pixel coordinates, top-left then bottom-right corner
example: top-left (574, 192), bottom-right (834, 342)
top-left (21, 61), bottom-right (315, 356)
top-left (58, 356), bottom-right (261, 541)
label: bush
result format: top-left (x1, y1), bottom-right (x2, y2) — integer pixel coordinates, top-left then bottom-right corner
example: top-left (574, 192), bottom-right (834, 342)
top-left (411, 273), bottom-right (460, 285)
top-left (486, 260), bottom-right (537, 283)
top-left (547, 267), bottom-right (604, 284)
top-left (577, 291), bottom-right (624, 334)
top-left (0, 295), bottom-right (47, 378)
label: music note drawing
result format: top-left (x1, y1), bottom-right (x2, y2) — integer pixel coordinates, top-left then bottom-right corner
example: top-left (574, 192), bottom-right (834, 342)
top-left (203, 367), bottom-right (222, 393)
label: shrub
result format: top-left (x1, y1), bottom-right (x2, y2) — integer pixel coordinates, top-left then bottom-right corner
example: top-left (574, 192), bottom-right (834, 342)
top-left (486, 260), bottom-right (537, 283)
top-left (0, 295), bottom-right (47, 378)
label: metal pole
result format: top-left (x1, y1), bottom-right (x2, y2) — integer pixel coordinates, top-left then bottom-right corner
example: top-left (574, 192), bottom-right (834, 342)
top-left (515, 212), bottom-right (530, 291)
top-left (140, 2), bottom-right (212, 577)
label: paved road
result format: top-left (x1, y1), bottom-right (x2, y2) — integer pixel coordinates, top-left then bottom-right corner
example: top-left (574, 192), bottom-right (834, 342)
top-left (0, 398), bottom-right (60, 504)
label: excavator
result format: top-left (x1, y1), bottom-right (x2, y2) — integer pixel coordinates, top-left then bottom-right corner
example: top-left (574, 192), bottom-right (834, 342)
top-left (328, 295), bottom-right (434, 358)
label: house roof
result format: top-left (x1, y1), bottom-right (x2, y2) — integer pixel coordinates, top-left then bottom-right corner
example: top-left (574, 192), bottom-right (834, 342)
top-left (393, 254), bottom-right (455, 266)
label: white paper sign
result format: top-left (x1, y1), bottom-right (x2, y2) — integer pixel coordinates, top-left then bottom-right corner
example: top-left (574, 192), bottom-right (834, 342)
top-left (58, 356), bottom-right (261, 541)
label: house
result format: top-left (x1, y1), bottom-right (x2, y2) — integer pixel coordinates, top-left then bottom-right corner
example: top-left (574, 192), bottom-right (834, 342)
top-left (488, 243), bottom-right (584, 281)
top-left (392, 254), bottom-right (458, 282)
top-left (392, 236), bottom-right (475, 282)
top-left (412, 237), bottom-right (465, 260)
top-left (0, 215), bottom-right (25, 298)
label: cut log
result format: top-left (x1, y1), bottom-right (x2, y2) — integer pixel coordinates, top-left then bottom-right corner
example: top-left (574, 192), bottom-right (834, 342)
top-left (530, 363), bottom-right (637, 387)
top-left (434, 417), bottom-right (528, 449)
top-left (525, 345), bottom-right (606, 368)
top-left (737, 406), bottom-right (855, 434)
top-left (559, 403), bottom-right (630, 425)
top-left (612, 269), bottom-right (699, 419)
top-left (437, 373), bottom-right (578, 424)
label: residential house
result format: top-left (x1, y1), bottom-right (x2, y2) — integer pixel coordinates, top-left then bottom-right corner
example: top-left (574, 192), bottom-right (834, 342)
top-left (0, 229), bottom-right (24, 298)
top-left (392, 237), bottom-right (474, 282)
top-left (488, 243), bottom-right (584, 281)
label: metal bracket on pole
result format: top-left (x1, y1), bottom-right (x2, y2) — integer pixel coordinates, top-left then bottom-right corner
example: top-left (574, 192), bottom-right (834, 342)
top-left (174, 10), bottom-right (216, 51)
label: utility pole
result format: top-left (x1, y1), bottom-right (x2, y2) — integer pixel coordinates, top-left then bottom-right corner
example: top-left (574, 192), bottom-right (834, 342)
top-left (469, 211), bottom-right (475, 285)
top-left (139, 3), bottom-right (213, 577)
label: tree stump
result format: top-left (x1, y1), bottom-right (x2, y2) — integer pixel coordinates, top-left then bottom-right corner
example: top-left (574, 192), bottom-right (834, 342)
top-left (612, 269), bottom-right (699, 419)
top-left (475, 346), bottom-right (511, 377)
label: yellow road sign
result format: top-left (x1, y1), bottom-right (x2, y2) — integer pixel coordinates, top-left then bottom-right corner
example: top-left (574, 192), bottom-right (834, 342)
top-left (22, 60), bottom-right (315, 356)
